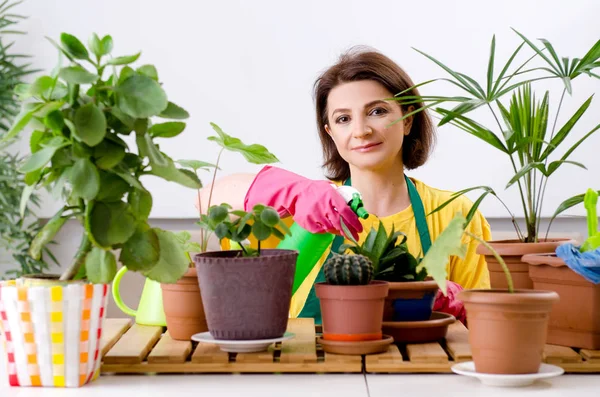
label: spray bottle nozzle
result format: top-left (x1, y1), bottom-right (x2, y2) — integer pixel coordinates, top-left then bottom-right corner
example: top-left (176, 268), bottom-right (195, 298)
top-left (350, 192), bottom-right (369, 219)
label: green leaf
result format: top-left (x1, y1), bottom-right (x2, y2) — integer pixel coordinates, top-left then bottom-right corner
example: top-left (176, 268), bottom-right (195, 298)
top-left (252, 220), bottom-right (272, 241)
top-left (137, 64), bottom-right (158, 81)
top-left (59, 66), bottom-right (99, 84)
top-left (548, 191), bottom-right (600, 233)
top-left (18, 138), bottom-right (69, 173)
top-left (72, 142), bottom-right (92, 159)
top-left (96, 171), bottom-right (130, 201)
top-left (506, 162), bottom-right (546, 189)
top-left (428, 186), bottom-right (496, 216)
top-left (176, 159), bottom-right (218, 171)
top-left (436, 108), bottom-right (508, 153)
top-left (142, 229), bottom-right (190, 283)
top-left (136, 133), bottom-right (166, 166)
top-left (119, 224), bottom-right (160, 272)
top-left (29, 211), bottom-right (67, 260)
top-left (236, 212), bottom-right (253, 233)
top-left (110, 168), bottom-right (144, 190)
top-left (417, 214), bottom-right (467, 295)
top-left (44, 110), bottom-right (65, 131)
top-left (19, 184), bottom-right (36, 218)
top-left (540, 95), bottom-right (594, 161)
top-left (128, 188), bottom-right (153, 219)
top-left (101, 35), bottom-right (113, 54)
top-left (208, 205), bottom-right (229, 224)
top-left (2, 103), bottom-right (44, 142)
top-left (546, 160), bottom-right (587, 176)
top-left (277, 219), bottom-right (292, 236)
top-left (149, 156), bottom-right (202, 189)
top-left (118, 66), bottom-right (135, 85)
top-left (87, 201), bottom-right (137, 248)
top-left (158, 101), bottom-right (189, 119)
top-left (88, 33), bottom-right (103, 58)
top-left (214, 222), bottom-right (231, 240)
top-left (60, 33), bottom-right (89, 60)
top-left (117, 75), bottom-right (168, 118)
top-left (107, 52), bottom-right (141, 65)
top-left (29, 130), bottom-right (46, 153)
top-left (74, 103), bottom-right (107, 146)
top-left (207, 122), bottom-right (280, 164)
top-left (85, 247), bottom-right (117, 284)
top-left (149, 122), bottom-right (186, 138)
top-left (70, 158), bottom-right (100, 200)
top-left (260, 207), bottom-right (280, 227)
top-left (93, 140), bottom-right (126, 169)
top-left (486, 35), bottom-right (496, 98)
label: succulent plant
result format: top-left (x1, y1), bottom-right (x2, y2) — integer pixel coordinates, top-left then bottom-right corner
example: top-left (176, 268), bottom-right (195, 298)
top-left (323, 252), bottom-right (373, 285)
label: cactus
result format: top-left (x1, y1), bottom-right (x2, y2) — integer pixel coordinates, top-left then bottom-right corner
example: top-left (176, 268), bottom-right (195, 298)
top-left (323, 253), bottom-right (373, 285)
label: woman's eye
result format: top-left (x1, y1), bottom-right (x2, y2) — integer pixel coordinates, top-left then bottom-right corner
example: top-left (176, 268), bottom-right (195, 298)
top-left (369, 107), bottom-right (388, 116)
top-left (336, 115), bottom-right (350, 124)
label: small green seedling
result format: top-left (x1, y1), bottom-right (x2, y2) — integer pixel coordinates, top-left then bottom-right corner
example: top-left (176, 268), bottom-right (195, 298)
top-left (581, 188), bottom-right (600, 253)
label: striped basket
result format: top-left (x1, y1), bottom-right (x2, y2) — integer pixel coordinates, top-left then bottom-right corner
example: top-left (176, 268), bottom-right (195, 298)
top-left (0, 279), bottom-right (108, 387)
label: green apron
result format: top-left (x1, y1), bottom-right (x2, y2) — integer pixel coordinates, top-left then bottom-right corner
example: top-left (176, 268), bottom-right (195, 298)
top-left (298, 174), bottom-right (432, 323)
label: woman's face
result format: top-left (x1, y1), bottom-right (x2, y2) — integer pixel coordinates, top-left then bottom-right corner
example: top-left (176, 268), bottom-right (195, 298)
top-left (325, 80), bottom-right (412, 174)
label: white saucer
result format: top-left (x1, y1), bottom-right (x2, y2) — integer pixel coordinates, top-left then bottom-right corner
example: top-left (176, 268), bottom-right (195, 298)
top-left (451, 361), bottom-right (564, 387)
top-left (191, 332), bottom-right (295, 353)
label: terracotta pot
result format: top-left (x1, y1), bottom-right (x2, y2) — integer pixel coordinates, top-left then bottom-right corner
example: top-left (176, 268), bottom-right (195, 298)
top-left (194, 249), bottom-right (297, 340)
top-left (316, 280), bottom-right (389, 341)
top-left (383, 280), bottom-right (439, 321)
top-left (161, 267), bottom-right (208, 341)
top-left (523, 253), bottom-right (600, 349)
top-left (458, 289), bottom-right (559, 374)
top-left (477, 239), bottom-right (572, 290)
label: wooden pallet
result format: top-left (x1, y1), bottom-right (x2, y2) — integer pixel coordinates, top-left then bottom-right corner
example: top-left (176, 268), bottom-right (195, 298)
top-left (98, 318), bottom-right (600, 374)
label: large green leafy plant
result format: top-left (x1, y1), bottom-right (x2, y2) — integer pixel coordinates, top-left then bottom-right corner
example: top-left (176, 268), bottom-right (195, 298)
top-left (393, 29), bottom-right (600, 243)
top-left (0, 32), bottom-right (203, 283)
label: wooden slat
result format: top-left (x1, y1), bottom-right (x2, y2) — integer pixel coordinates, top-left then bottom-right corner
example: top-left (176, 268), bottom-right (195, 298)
top-left (365, 344), bottom-right (403, 372)
top-left (406, 343), bottom-right (448, 363)
top-left (147, 331), bottom-right (192, 364)
top-left (280, 318), bottom-right (317, 363)
top-left (191, 342), bottom-right (229, 364)
top-left (444, 321), bottom-right (471, 362)
top-left (102, 324), bottom-right (162, 364)
top-left (543, 344), bottom-right (582, 364)
top-left (100, 318), bottom-right (132, 357)
top-left (235, 346), bottom-right (276, 363)
top-left (580, 349), bottom-right (600, 362)
top-left (322, 351), bottom-right (362, 372)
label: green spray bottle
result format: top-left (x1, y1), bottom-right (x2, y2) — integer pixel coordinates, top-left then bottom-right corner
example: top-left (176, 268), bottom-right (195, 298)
top-left (277, 184), bottom-right (369, 296)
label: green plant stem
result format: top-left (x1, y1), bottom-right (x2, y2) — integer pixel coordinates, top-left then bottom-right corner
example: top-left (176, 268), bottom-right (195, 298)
top-left (466, 231), bottom-right (514, 293)
top-left (206, 147), bottom-right (224, 219)
top-left (59, 232), bottom-right (92, 281)
top-left (487, 103), bottom-right (529, 241)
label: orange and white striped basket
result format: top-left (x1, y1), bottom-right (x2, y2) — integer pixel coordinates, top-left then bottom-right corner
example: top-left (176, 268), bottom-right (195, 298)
top-left (0, 280), bottom-right (109, 387)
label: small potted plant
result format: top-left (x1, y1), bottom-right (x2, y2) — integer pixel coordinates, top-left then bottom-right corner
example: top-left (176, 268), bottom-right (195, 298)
top-left (194, 202), bottom-right (297, 340)
top-left (392, 29), bottom-right (600, 289)
top-left (522, 188), bottom-right (600, 349)
top-left (337, 221), bottom-right (451, 323)
top-left (160, 122), bottom-right (279, 340)
top-left (0, 32), bottom-right (198, 387)
top-left (315, 251), bottom-right (389, 343)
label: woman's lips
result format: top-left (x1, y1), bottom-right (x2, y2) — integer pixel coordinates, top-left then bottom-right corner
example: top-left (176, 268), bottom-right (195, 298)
top-left (353, 142), bottom-right (382, 152)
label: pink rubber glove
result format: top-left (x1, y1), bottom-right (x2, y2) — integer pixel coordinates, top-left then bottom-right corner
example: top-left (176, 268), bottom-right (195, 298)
top-left (433, 280), bottom-right (466, 325)
top-left (244, 166), bottom-right (363, 240)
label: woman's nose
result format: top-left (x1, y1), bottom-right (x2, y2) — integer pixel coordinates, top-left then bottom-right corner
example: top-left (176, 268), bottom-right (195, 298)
top-left (352, 116), bottom-right (373, 138)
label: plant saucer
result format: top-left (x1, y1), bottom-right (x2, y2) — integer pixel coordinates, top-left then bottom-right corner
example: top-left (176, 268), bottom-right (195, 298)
top-left (317, 335), bottom-right (393, 355)
top-left (451, 361), bottom-right (564, 387)
top-left (383, 311), bottom-right (455, 343)
top-left (191, 332), bottom-right (295, 353)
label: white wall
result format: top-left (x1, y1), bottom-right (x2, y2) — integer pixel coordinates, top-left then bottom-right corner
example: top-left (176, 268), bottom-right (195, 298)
top-left (5, 0), bottom-right (600, 221)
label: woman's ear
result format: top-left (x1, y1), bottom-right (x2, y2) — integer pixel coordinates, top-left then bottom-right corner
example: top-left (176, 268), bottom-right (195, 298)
top-left (403, 105), bottom-right (415, 135)
top-left (325, 124), bottom-right (332, 136)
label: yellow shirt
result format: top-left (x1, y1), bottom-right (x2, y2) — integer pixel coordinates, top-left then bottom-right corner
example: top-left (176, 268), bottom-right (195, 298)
top-left (224, 176), bottom-right (492, 317)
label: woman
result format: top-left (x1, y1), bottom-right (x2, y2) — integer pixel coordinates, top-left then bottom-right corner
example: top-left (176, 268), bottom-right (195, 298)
top-left (200, 47), bottom-right (491, 324)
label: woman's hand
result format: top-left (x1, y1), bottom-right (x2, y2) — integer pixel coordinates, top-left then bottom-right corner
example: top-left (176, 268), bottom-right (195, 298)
top-left (433, 280), bottom-right (466, 325)
top-left (244, 166), bottom-right (363, 240)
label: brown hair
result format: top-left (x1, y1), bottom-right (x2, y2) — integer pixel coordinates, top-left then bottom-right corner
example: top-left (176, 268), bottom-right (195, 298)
top-left (313, 46), bottom-right (436, 181)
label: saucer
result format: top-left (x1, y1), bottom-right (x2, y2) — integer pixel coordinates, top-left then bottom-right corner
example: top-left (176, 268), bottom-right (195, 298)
top-left (191, 332), bottom-right (295, 353)
top-left (451, 361), bottom-right (564, 387)
top-left (317, 335), bottom-right (394, 355)
top-left (383, 311), bottom-right (456, 343)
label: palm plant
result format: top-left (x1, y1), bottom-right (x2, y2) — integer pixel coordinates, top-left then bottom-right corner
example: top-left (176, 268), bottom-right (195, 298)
top-left (0, 0), bottom-right (52, 278)
top-left (393, 28), bottom-right (600, 243)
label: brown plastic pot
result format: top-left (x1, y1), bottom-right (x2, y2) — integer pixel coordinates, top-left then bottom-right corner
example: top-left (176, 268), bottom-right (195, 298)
top-left (524, 253), bottom-right (600, 349)
top-left (161, 267), bottom-right (208, 341)
top-left (383, 280), bottom-right (439, 321)
top-left (477, 239), bottom-right (572, 290)
top-left (316, 280), bottom-right (389, 341)
top-left (458, 289), bottom-right (559, 374)
top-left (194, 249), bottom-right (297, 340)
